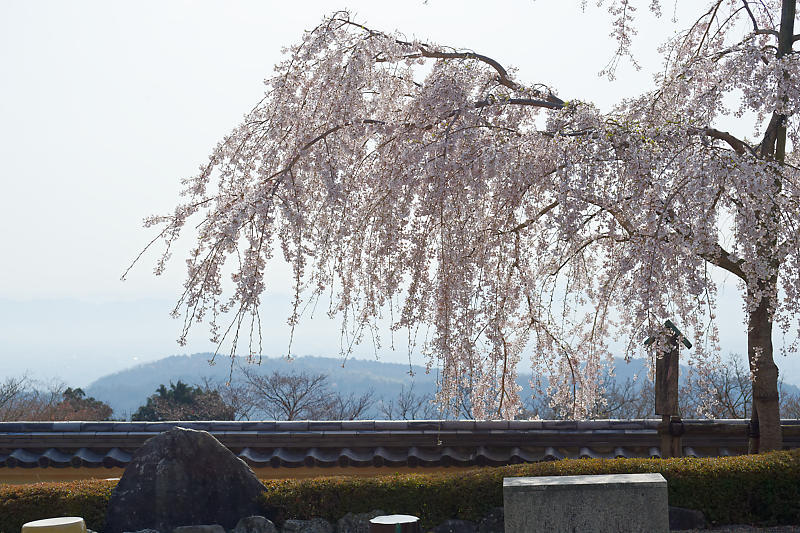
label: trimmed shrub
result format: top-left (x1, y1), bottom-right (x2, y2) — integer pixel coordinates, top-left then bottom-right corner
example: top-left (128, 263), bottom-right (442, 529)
top-left (260, 450), bottom-right (800, 528)
top-left (0, 479), bottom-right (115, 533)
top-left (1, 450), bottom-right (799, 532)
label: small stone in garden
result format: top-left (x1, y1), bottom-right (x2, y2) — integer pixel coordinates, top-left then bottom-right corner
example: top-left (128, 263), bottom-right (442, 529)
top-left (280, 518), bottom-right (333, 533)
top-left (337, 510), bottom-right (386, 533)
top-left (477, 508), bottom-right (504, 533)
top-left (173, 525), bottom-right (226, 533)
top-left (281, 519), bottom-right (303, 532)
top-left (668, 506), bottom-right (706, 531)
top-left (232, 516), bottom-right (278, 533)
top-left (430, 519), bottom-right (477, 533)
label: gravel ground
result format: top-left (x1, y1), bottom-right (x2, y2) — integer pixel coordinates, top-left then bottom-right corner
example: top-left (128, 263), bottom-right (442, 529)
top-left (672, 527), bottom-right (800, 532)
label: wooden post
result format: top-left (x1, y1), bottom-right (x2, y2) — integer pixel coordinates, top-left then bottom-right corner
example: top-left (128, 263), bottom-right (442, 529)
top-left (645, 320), bottom-right (691, 458)
top-left (654, 341), bottom-right (679, 416)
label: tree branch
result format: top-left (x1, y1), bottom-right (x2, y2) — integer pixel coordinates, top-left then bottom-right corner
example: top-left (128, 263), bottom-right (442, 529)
top-left (498, 201), bottom-right (559, 234)
top-left (333, 15), bottom-right (566, 109)
top-left (584, 193), bottom-right (747, 280)
top-left (759, 112), bottom-right (782, 157)
top-left (691, 126), bottom-right (754, 155)
top-left (475, 97), bottom-right (564, 110)
top-left (698, 244), bottom-right (747, 279)
top-left (742, 0), bottom-right (780, 38)
top-left (414, 46), bottom-right (565, 108)
top-left (695, 0), bottom-right (725, 57)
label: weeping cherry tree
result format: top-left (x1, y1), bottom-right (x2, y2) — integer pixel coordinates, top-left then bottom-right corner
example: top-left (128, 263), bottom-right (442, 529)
top-left (130, 1), bottom-right (800, 451)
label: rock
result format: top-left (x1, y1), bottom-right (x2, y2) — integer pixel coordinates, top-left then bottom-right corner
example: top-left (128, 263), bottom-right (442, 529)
top-left (280, 518), bottom-right (334, 533)
top-left (668, 506), bottom-right (706, 530)
top-left (430, 519), bottom-right (477, 533)
top-left (105, 427), bottom-right (268, 533)
top-left (477, 508), bottom-right (503, 533)
top-left (173, 526), bottom-right (226, 533)
top-left (122, 530), bottom-right (161, 533)
top-left (336, 510), bottom-right (385, 533)
top-left (232, 516), bottom-right (278, 533)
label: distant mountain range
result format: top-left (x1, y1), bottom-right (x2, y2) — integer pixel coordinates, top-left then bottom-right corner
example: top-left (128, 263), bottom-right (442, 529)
top-left (85, 353), bottom-right (443, 419)
top-left (84, 352), bottom-right (800, 420)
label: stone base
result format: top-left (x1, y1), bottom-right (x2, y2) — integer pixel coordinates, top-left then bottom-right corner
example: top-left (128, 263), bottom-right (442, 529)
top-left (503, 473), bottom-right (669, 533)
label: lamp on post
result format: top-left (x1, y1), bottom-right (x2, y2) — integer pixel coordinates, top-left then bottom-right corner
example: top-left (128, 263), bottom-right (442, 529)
top-left (645, 319), bottom-right (692, 458)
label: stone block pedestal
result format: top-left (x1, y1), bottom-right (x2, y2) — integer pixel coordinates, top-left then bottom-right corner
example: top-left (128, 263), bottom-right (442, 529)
top-left (503, 473), bottom-right (668, 533)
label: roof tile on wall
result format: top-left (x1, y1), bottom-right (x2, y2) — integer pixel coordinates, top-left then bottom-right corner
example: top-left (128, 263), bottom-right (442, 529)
top-left (1, 419), bottom-right (796, 470)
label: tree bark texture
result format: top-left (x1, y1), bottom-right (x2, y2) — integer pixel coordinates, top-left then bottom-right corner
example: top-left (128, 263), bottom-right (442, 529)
top-left (745, 0), bottom-right (794, 454)
top-left (748, 284), bottom-right (782, 452)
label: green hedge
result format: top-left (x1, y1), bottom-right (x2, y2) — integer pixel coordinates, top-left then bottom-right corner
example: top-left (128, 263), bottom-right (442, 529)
top-left (2, 450), bottom-right (799, 533)
top-left (260, 449), bottom-right (800, 527)
top-left (0, 479), bottom-right (116, 533)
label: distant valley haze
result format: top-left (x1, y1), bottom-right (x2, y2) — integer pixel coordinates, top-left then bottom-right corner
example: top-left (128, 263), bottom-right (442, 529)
top-left (0, 295), bottom-right (371, 387)
top-left (4, 292), bottom-right (800, 391)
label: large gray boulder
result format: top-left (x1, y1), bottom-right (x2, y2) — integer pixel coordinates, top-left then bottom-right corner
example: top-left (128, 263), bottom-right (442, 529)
top-left (105, 427), bottom-right (268, 533)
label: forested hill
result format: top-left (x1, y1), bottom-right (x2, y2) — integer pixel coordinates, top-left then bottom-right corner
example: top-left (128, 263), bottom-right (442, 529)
top-left (86, 353), bottom-right (552, 419)
top-left (85, 353), bottom-right (443, 419)
top-left (84, 353), bottom-right (799, 421)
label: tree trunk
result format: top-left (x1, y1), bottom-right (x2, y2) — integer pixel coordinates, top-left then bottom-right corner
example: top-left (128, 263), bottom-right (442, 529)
top-left (747, 0), bottom-right (795, 454)
top-left (747, 404), bottom-right (759, 454)
top-left (747, 286), bottom-right (782, 452)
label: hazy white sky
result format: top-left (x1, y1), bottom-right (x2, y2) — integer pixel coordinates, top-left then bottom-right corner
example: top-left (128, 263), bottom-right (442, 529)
top-left (1, 0), bottom-right (797, 385)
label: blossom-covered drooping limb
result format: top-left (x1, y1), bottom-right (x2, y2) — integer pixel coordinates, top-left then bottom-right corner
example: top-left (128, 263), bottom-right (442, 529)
top-left (134, 3), bottom-right (799, 446)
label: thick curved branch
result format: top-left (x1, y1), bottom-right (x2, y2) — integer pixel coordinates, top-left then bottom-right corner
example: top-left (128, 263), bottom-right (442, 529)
top-left (414, 47), bottom-right (565, 108)
top-left (691, 126), bottom-right (754, 156)
top-left (585, 195), bottom-right (747, 280)
top-left (475, 97), bottom-right (564, 110)
top-left (417, 47), bottom-right (517, 89)
top-left (698, 245), bottom-right (747, 280)
top-left (333, 15), bottom-right (566, 109)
